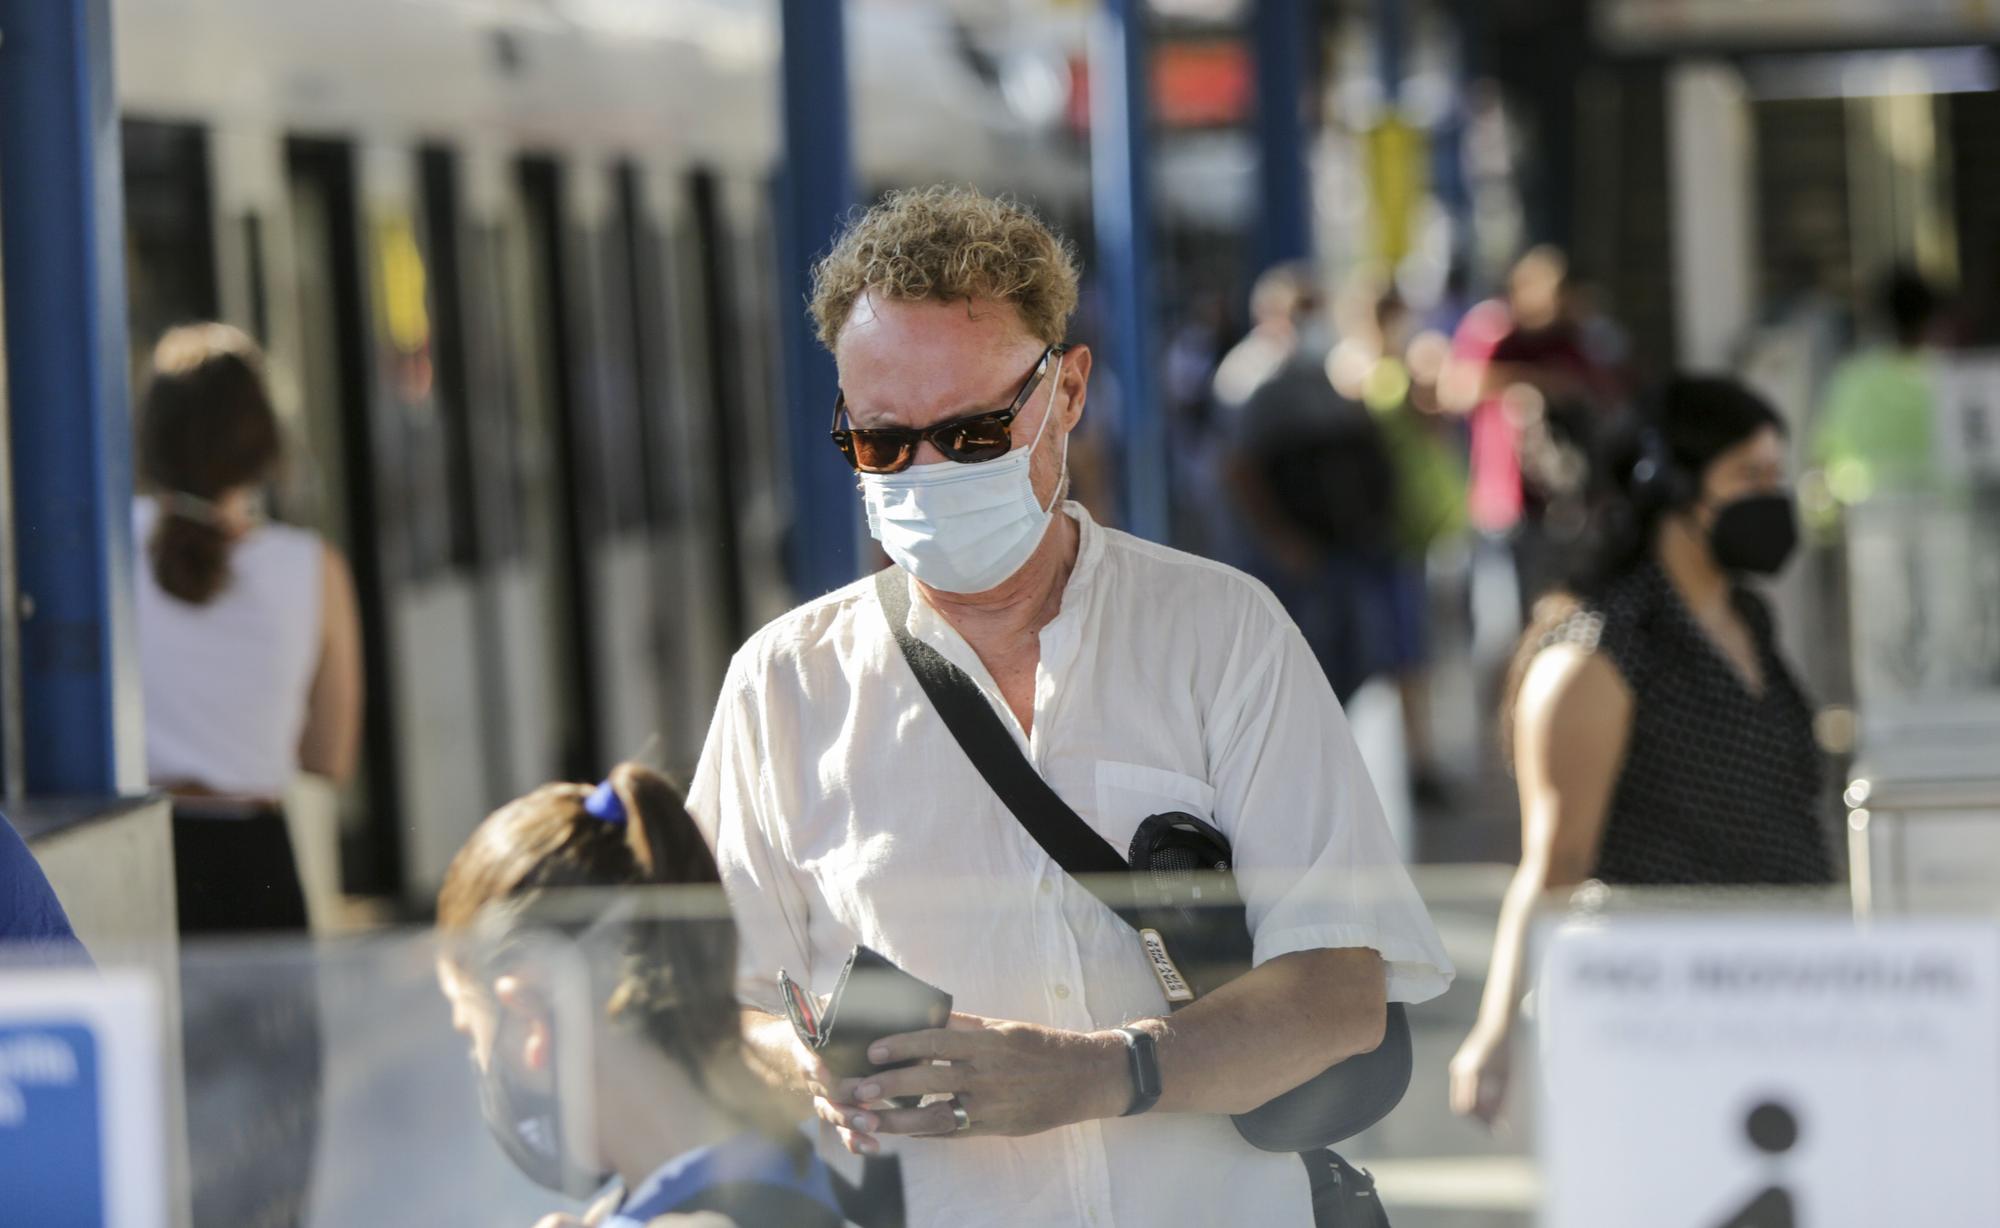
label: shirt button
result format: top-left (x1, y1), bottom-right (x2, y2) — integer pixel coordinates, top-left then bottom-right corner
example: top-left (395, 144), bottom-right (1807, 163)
top-left (1040, 879), bottom-right (1054, 896)
top-left (1053, 983), bottom-right (1071, 1000)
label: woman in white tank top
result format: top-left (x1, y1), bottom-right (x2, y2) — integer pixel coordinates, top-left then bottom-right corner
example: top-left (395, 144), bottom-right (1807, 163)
top-left (132, 322), bottom-right (362, 935)
top-left (134, 324), bottom-right (360, 1228)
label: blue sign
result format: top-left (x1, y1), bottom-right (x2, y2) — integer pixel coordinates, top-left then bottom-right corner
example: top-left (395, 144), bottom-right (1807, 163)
top-left (0, 1022), bottom-right (104, 1226)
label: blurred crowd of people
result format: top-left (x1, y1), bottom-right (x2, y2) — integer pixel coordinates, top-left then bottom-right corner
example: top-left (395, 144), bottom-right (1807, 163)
top-left (1155, 243), bottom-right (1959, 817)
top-left (1160, 245), bottom-right (1642, 809)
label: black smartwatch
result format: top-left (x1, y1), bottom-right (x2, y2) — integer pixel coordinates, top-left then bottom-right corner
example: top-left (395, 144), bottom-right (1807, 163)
top-left (1113, 1026), bottom-right (1161, 1116)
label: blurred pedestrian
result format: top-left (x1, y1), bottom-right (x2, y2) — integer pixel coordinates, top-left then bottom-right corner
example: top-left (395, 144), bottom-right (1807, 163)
top-left (1198, 263), bottom-right (1326, 568)
top-left (133, 322), bottom-right (362, 934)
top-left (1449, 376), bottom-right (1835, 1126)
top-left (1212, 262), bottom-right (1324, 424)
top-left (436, 763), bottom-right (869, 1227)
top-left (1331, 277), bottom-right (1470, 803)
top-left (1810, 267), bottom-right (1944, 505)
top-left (1448, 247), bottom-right (1613, 619)
top-left (1162, 290), bottom-right (1233, 555)
top-left (1223, 264), bottom-right (1401, 702)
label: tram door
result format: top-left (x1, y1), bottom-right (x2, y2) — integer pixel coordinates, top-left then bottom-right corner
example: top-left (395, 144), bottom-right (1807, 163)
top-left (510, 157), bottom-right (599, 783)
top-left (426, 148), bottom-right (563, 806)
top-left (283, 140), bottom-right (403, 895)
top-left (618, 164), bottom-right (700, 772)
top-left (441, 170), bottom-right (566, 802)
top-left (685, 170), bottom-right (753, 651)
top-left (573, 170), bottom-right (671, 764)
top-left (655, 178), bottom-right (739, 766)
top-left (364, 151), bottom-right (492, 897)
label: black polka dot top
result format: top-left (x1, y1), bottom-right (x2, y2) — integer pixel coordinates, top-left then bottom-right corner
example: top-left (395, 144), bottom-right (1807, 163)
top-left (1540, 561), bottom-right (1835, 886)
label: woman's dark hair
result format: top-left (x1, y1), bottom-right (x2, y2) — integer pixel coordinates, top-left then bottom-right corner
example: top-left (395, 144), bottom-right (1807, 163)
top-left (1565, 375), bottom-right (1786, 597)
top-left (136, 323), bottom-right (283, 605)
top-left (437, 763), bottom-right (798, 1147)
top-left (1500, 375), bottom-right (1786, 758)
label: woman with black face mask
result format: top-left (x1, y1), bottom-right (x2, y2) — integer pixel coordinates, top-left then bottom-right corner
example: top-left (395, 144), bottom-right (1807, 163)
top-left (434, 764), bottom-right (871, 1227)
top-left (1449, 375), bottom-right (1836, 1126)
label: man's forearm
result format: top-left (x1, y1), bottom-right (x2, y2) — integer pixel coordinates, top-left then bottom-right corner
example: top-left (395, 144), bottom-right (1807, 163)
top-left (741, 1007), bottom-right (815, 1105)
top-left (1130, 946), bottom-right (1387, 1117)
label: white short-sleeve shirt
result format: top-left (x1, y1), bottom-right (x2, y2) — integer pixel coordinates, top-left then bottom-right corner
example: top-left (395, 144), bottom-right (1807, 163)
top-left (688, 504), bottom-right (1452, 1228)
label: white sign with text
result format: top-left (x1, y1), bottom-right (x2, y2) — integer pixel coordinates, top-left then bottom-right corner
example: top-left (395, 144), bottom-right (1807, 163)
top-left (1538, 917), bottom-right (2000, 1227)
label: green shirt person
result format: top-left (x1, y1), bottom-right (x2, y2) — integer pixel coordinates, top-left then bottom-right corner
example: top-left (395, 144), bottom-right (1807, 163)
top-left (1809, 269), bottom-right (1942, 504)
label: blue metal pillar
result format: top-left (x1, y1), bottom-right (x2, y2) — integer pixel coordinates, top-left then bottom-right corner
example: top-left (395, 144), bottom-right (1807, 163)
top-left (1091, 0), bottom-right (1168, 543)
top-left (0, 0), bottom-right (145, 797)
top-left (1250, 0), bottom-right (1314, 278)
top-left (777, 0), bottom-right (861, 598)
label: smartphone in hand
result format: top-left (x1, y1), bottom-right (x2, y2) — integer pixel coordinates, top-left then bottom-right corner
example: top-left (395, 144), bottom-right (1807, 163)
top-left (780, 946), bottom-right (952, 1108)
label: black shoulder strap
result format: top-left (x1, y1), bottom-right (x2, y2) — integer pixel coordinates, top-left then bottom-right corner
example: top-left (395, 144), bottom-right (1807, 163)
top-left (829, 1154), bottom-right (905, 1228)
top-left (873, 568), bottom-right (1128, 878)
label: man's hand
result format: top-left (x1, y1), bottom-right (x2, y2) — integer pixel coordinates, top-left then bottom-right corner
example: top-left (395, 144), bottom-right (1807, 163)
top-left (742, 1007), bottom-right (840, 1105)
top-left (812, 1012), bottom-right (1130, 1153)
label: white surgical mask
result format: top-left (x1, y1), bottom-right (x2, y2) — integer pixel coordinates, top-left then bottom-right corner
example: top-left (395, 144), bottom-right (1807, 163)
top-left (860, 353), bottom-right (1067, 594)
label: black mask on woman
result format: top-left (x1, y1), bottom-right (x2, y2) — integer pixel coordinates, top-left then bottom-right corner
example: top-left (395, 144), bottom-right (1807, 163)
top-left (1708, 492), bottom-right (1798, 575)
top-left (475, 1011), bottom-right (609, 1198)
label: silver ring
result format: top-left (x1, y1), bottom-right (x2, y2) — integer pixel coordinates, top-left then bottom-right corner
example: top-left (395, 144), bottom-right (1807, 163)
top-left (949, 1096), bottom-right (971, 1133)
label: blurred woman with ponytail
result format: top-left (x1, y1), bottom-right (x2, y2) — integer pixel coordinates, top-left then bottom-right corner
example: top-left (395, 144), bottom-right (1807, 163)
top-left (133, 322), bottom-right (361, 935)
top-left (436, 763), bottom-right (860, 1228)
top-left (1448, 376), bottom-right (1836, 1126)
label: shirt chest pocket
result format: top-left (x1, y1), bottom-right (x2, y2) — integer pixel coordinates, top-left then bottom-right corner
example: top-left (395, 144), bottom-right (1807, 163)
top-left (1093, 760), bottom-right (1219, 853)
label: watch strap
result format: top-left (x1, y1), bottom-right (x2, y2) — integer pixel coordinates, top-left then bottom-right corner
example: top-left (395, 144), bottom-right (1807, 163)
top-left (1114, 1026), bottom-right (1162, 1117)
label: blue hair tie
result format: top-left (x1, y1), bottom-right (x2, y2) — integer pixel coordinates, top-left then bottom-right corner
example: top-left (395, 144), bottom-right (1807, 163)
top-left (583, 779), bottom-right (627, 825)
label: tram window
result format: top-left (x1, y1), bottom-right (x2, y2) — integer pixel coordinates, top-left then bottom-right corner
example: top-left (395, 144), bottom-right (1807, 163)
top-left (242, 213), bottom-right (271, 345)
top-left (616, 163), bottom-right (677, 532)
top-left (743, 200), bottom-right (790, 496)
top-left (517, 154), bottom-right (603, 778)
top-left (418, 146), bottom-right (482, 572)
top-left (686, 168), bottom-right (748, 645)
top-left (122, 118), bottom-right (219, 380)
top-left (366, 195), bottom-right (453, 583)
top-left (590, 206), bottom-right (648, 536)
top-left (463, 221), bottom-right (528, 562)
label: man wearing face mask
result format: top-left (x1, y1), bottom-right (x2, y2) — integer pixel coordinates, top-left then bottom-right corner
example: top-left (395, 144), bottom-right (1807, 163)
top-left (687, 188), bottom-right (1453, 1228)
top-left (1449, 375), bottom-right (1838, 1128)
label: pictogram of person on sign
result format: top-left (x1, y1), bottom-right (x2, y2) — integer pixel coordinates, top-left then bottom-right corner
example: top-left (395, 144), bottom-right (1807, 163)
top-left (1710, 1099), bottom-right (1800, 1228)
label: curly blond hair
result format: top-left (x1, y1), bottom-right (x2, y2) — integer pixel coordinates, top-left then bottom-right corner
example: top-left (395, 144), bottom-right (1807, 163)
top-left (809, 186), bottom-right (1080, 349)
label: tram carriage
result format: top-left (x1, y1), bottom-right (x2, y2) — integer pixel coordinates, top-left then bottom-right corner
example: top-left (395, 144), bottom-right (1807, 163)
top-left (113, 0), bottom-right (1086, 903)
